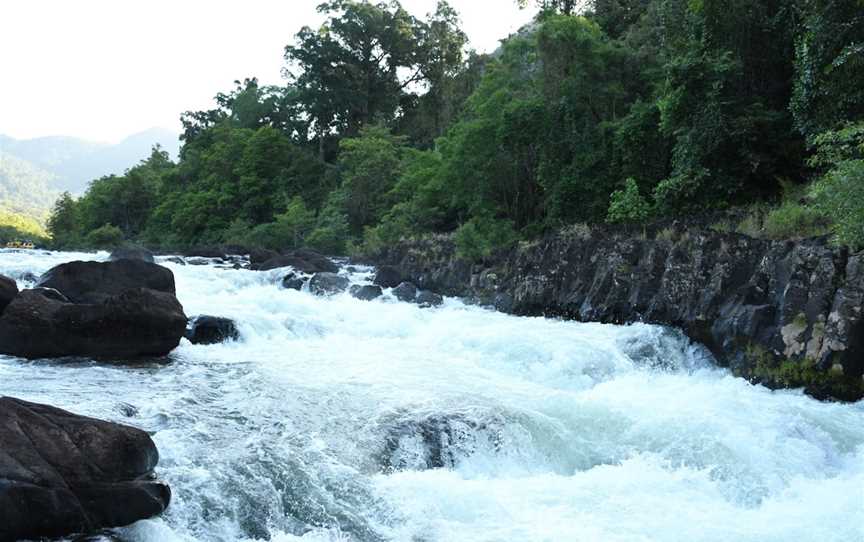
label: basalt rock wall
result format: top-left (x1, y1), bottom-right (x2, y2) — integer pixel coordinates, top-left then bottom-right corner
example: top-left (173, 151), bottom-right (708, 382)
top-left (376, 227), bottom-right (864, 401)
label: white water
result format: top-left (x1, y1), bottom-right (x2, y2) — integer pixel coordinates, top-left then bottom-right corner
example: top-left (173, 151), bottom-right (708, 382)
top-left (0, 249), bottom-right (862, 542)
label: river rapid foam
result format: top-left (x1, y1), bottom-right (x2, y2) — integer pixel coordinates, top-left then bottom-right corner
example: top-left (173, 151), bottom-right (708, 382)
top-left (0, 249), bottom-right (862, 542)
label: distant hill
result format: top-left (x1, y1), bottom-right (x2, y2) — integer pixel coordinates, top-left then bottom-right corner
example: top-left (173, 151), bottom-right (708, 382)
top-left (0, 151), bottom-right (58, 216)
top-left (0, 128), bottom-right (180, 196)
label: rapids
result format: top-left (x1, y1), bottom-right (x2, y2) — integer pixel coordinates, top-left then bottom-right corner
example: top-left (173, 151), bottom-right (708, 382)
top-left (0, 249), bottom-right (862, 542)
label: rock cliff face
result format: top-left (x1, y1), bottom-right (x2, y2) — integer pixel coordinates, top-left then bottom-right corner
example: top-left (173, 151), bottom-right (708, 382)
top-left (376, 227), bottom-right (864, 401)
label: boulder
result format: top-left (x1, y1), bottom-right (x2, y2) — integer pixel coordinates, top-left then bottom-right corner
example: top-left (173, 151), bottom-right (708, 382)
top-left (0, 397), bottom-right (170, 541)
top-left (32, 287), bottom-right (69, 303)
top-left (0, 274), bottom-right (18, 314)
top-left (108, 247), bottom-right (155, 263)
top-left (186, 257), bottom-right (213, 266)
top-left (416, 291), bottom-right (444, 308)
top-left (184, 246), bottom-right (226, 259)
top-left (185, 316), bottom-right (240, 345)
top-left (254, 250), bottom-right (338, 274)
top-left (0, 288), bottom-right (187, 359)
top-left (37, 260), bottom-right (176, 305)
top-left (249, 248), bottom-right (279, 267)
top-left (309, 273), bottom-right (350, 296)
top-left (282, 272), bottom-right (305, 291)
top-left (392, 282), bottom-right (418, 302)
top-left (351, 285), bottom-right (383, 301)
top-left (373, 265), bottom-right (403, 288)
top-left (163, 256), bottom-right (186, 266)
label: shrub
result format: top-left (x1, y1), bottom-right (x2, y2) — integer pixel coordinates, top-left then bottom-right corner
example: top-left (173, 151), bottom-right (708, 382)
top-left (608, 178), bottom-right (652, 225)
top-left (454, 216), bottom-right (517, 262)
top-left (85, 224), bottom-right (124, 249)
top-left (762, 201), bottom-right (827, 240)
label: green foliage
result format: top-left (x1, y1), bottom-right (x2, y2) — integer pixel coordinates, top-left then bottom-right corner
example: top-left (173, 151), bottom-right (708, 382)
top-left (43, 0), bottom-right (864, 254)
top-left (607, 178), bottom-right (651, 224)
top-left (454, 216), bottom-right (518, 262)
top-left (762, 201), bottom-right (827, 240)
top-left (85, 224), bottom-right (124, 249)
top-left (809, 122), bottom-right (864, 249)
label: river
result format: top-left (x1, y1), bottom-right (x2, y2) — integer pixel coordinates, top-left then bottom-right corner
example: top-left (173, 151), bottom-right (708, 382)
top-left (0, 249), bottom-right (862, 542)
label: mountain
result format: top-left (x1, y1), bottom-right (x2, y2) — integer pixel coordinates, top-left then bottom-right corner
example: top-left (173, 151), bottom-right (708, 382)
top-left (0, 128), bottom-right (181, 196)
top-left (0, 151), bottom-right (58, 216)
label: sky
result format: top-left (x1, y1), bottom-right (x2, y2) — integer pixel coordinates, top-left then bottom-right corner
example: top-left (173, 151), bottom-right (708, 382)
top-left (0, 0), bottom-right (537, 143)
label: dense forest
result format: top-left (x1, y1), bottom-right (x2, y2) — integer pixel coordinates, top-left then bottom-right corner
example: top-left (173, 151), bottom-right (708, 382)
top-left (48, 0), bottom-right (864, 258)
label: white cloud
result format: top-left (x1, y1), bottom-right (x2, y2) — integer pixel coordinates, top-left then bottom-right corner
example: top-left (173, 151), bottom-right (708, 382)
top-left (0, 0), bottom-right (536, 142)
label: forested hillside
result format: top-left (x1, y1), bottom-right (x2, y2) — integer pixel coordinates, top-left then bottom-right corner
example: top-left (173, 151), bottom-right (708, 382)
top-left (48, 0), bottom-right (864, 255)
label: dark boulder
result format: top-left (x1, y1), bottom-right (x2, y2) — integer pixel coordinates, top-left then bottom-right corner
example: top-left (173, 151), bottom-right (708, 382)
top-left (0, 397), bottom-right (170, 541)
top-left (163, 256), bottom-right (186, 266)
top-left (185, 316), bottom-right (240, 345)
top-left (282, 272), bottom-right (305, 291)
top-left (392, 282), bottom-right (418, 302)
top-left (249, 248), bottom-right (279, 267)
top-left (255, 250), bottom-right (338, 274)
top-left (351, 285), bottom-right (383, 301)
top-left (184, 246), bottom-right (226, 259)
top-left (416, 291), bottom-right (444, 308)
top-left (0, 288), bottom-right (187, 359)
top-left (309, 273), bottom-right (350, 296)
top-left (186, 257), bottom-right (213, 266)
top-left (109, 247), bottom-right (155, 263)
top-left (373, 265), bottom-right (403, 288)
top-left (0, 274), bottom-right (17, 314)
top-left (37, 260), bottom-right (176, 305)
top-left (32, 287), bottom-right (69, 303)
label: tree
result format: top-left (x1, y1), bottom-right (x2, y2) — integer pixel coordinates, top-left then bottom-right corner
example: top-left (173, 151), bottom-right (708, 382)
top-left (607, 177), bottom-right (651, 224)
top-left (47, 192), bottom-right (81, 247)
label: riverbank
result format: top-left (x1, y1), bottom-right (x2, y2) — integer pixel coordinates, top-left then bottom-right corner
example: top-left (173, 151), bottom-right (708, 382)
top-left (374, 225), bottom-right (864, 402)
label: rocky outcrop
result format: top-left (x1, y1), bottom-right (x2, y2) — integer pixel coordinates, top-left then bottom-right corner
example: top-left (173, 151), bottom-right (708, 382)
top-left (0, 397), bottom-right (170, 540)
top-left (0, 288), bottom-right (187, 359)
top-left (376, 227), bottom-right (864, 401)
top-left (37, 259), bottom-right (176, 304)
top-left (185, 316), bottom-right (240, 345)
top-left (253, 250), bottom-right (338, 274)
top-left (309, 273), bottom-right (350, 296)
top-left (0, 274), bottom-right (18, 314)
top-left (351, 285), bottom-right (383, 301)
top-left (109, 247), bottom-right (155, 263)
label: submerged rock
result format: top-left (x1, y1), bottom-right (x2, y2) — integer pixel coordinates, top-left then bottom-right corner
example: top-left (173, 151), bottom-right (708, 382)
top-left (380, 413), bottom-right (503, 471)
top-left (164, 256), bottom-right (186, 266)
top-left (36, 259), bottom-right (176, 304)
top-left (392, 282), bottom-right (418, 302)
top-left (309, 272), bottom-right (350, 296)
top-left (416, 290), bottom-right (443, 308)
top-left (350, 284), bottom-right (383, 301)
top-left (281, 272), bottom-right (306, 291)
top-left (0, 397), bottom-right (170, 541)
top-left (0, 288), bottom-right (187, 359)
top-left (186, 316), bottom-right (240, 345)
top-left (109, 247), bottom-right (155, 263)
top-left (0, 274), bottom-right (18, 314)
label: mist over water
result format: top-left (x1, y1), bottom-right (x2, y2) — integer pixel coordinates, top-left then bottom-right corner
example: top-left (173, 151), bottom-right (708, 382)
top-left (1, 250), bottom-right (862, 542)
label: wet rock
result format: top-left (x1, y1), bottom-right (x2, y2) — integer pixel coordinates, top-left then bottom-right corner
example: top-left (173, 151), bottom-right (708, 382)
top-left (186, 257), bottom-right (213, 266)
top-left (164, 256), bottom-right (186, 266)
top-left (281, 272), bottom-right (306, 291)
top-left (351, 285), bottom-right (383, 301)
top-left (0, 397), bottom-right (170, 541)
top-left (309, 273), bottom-right (350, 296)
top-left (373, 265), bottom-right (403, 288)
top-left (185, 315), bottom-right (240, 345)
top-left (36, 259), bottom-right (176, 305)
top-left (184, 246), bottom-right (226, 259)
top-left (392, 282), bottom-right (417, 302)
top-left (254, 250), bottom-right (338, 274)
top-left (31, 287), bottom-right (69, 302)
top-left (0, 274), bottom-right (18, 314)
top-left (109, 247), bottom-right (155, 263)
top-left (416, 291), bottom-right (443, 308)
top-left (0, 288), bottom-right (187, 359)
top-left (376, 229), bottom-right (864, 401)
top-left (380, 414), bottom-right (503, 471)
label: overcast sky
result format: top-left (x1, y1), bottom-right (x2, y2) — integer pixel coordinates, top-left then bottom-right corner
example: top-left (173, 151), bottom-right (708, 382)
top-left (0, 0), bottom-right (537, 143)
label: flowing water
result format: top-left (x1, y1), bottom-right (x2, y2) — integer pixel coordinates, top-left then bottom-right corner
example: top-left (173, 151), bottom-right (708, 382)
top-left (0, 249), bottom-right (862, 542)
